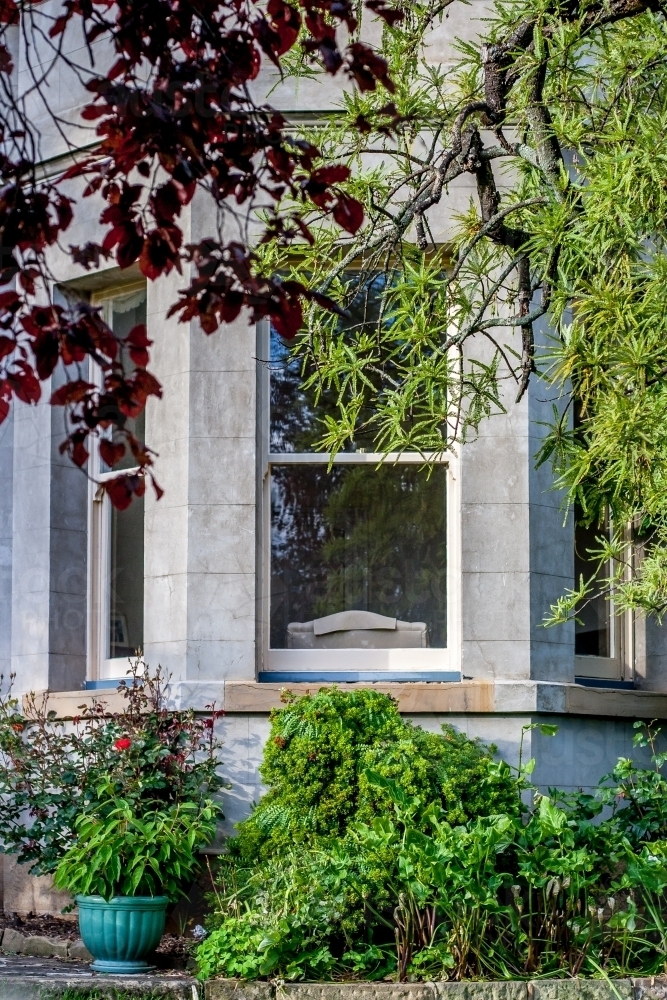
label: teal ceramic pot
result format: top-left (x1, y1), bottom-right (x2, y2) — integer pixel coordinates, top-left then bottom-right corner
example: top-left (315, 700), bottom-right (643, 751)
top-left (76, 894), bottom-right (169, 974)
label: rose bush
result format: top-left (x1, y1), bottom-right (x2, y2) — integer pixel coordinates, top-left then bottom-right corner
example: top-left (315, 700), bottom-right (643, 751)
top-left (0, 659), bottom-right (225, 882)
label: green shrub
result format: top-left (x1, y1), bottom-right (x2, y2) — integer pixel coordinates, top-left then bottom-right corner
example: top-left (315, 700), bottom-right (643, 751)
top-left (199, 698), bottom-right (667, 984)
top-left (233, 687), bottom-right (519, 860)
top-left (358, 723), bottom-right (520, 827)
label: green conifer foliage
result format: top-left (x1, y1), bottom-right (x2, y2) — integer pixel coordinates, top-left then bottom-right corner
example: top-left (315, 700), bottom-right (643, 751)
top-left (232, 688), bottom-right (519, 860)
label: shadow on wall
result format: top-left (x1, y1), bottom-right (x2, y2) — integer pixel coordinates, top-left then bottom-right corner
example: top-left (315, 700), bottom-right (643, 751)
top-left (216, 715), bottom-right (271, 839)
top-left (531, 715), bottom-right (665, 793)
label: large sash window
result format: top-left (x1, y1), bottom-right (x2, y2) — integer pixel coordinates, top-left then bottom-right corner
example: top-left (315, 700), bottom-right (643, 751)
top-left (257, 292), bottom-right (461, 683)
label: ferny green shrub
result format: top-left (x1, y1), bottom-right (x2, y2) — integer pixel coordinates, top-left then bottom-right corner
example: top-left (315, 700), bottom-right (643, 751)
top-left (198, 692), bottom-right (667, 983)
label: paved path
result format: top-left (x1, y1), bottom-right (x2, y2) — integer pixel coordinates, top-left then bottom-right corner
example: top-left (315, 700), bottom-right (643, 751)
top-left (0, 953), bottom-right (199, 999)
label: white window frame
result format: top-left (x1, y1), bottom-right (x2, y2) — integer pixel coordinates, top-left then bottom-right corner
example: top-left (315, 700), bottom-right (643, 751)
top-left (86, 282), bottom-right (146, 684)
top-left (255, 320), bottom-right (462, 682)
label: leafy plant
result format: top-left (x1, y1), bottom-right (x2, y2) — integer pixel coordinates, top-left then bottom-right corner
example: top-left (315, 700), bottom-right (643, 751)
top-left (199, 694), bottom-right (667, 983)
top-left (0, 659), bottom-right (225, 879)
top-left (253, 0), bottom-right (667, 620)
top-left (595, 721), bottom-right (667, 843)
top-left (53, 798), bottom-right (217, 901)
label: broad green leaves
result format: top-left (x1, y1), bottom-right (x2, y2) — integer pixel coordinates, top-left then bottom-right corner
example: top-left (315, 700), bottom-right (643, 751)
top-left (199, 711), bottom-right (667, 981)
top-left (53, 798), bottom-right (218, 901)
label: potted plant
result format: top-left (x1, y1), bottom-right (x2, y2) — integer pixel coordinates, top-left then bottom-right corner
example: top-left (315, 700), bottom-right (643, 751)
top-left (54, 795), bottom-right (217, 973)
top-left (0, 661), bottom-right (225, 974)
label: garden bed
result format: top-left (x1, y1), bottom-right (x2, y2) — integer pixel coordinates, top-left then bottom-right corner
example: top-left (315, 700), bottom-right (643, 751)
top-left (0, 916), bottom-right (79, 942)
top-left (0, 923), bottom-right (192, 968)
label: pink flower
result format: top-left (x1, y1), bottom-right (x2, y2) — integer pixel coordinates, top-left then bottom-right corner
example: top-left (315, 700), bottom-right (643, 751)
top-left (113, 737), bottom-right (132, 751)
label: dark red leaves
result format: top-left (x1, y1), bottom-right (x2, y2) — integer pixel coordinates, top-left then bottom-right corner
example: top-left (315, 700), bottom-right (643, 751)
top-left (150, 475), bottom-right (164, 501)
top-left (267, 0), bottom-right (301, 55)
top-left (119, 369), bottom-right (162, 418)
top-left (100, 440), bottom-right (126, 468)
top-left (333, 193), bottom-right (364, 233)
top-left (311, 164), bottom-right (351, 185)
top-left (304, 163), bottom-right (353, 213)
top-left (0, 291), bottom-right (19, 311)
top-left (56, 197), bottom-right (74, 232)
top-left (70, 242), bottom-right (111, 271)
top-left (50, 380), bottom-right (95, 406)
top-left (0, 367), bottom-right (42, 423)
top-left (105, 473), bottom-right (146, 511)
top-left (10, 363), bottom-right (41, 405)
top-left (272, 293), bottom-right (303, 339)
top-left (151, 182), bottom-right (182, 225)
top-left (139, 227), bottom-right (182, 280)
top-left (71, 433), bottom-right (89, 468)
top-left (365, 0), bottom-right (405, 26)
top-left (302, 163), bottom-right (364, 232)
top-left (103, 222), bottom-right (145, 269)
top-left (80, 102), bottom-right (110, 120)
top-left (49, 13), bottom-right (69, 37)
top-left (346, 42), bottom-right (395, 92)
top-left (0, 43), bottom-right (13, 74)
top-left (0, 0), bottom-right (18, 25)
top-left (0, 0), bottom-right (392, 508)
top-left (100, 182), bottom-right (145, 268)
top-left (125, 324), bottom-right (152, 368)
top-left (353, 113), bottom-right (373, 133)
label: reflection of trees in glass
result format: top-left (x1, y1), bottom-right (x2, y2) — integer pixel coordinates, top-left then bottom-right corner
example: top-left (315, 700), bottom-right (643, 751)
top-left (574, 512), bottom-right (611, 657)
top-left (101, 289), bottom-right (148, 473)
top-left (107, 288), bottom-right (147, 656)
top-left (109, 495), bottom-right (144, 658)
top-left (270, 275), bottom-right (384, 454)
top-left (270, 465), bottom-right (446, 648)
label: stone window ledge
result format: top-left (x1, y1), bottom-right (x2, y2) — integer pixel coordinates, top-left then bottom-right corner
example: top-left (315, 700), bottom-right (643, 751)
top-left (27, 680), bottom-right (667, 719)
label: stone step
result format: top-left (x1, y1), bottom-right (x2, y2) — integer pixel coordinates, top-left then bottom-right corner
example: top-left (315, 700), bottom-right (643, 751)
top-left (0, 954), bottom-right (198, 1000)
top-left (1, 962), bottom-right (667, 1000)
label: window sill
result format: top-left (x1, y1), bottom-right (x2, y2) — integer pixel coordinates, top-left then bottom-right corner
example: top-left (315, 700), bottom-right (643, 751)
top-left (258, 671), bottom-right (460, 684)
top-left (233, 679), bottom-right (489, 713)
top-left (227, 679), bottom-right (667, 717)
top-left (25, 679), bottom-right (667, 720)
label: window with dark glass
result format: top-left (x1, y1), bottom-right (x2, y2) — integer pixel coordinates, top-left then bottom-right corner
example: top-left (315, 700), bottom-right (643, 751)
top-left (267, 278), bottom-right (448, 651)
top-left (109, 498), bottom-right (145, 658)
top-left (106, 288), bottom-right (146, 660)
top-left (574, 516), bottom-right (611, 657)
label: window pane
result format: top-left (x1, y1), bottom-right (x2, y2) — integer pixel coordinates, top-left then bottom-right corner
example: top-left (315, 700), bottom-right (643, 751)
top-left (270, 464), bottom-right (447, 648)
top-left (101, 288), bottom-right (147, 472)
top-left (574, 519), bottom-right (611, 657)
top-left (109, 493), bottom-right (144, 659)
top-left (269, 277), bottom-right (383, 453)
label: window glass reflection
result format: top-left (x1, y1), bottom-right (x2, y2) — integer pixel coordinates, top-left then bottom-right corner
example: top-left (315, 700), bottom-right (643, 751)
top-left (109, 495), bottom-right (144, 659)
top-left (269, 276), bottom-right (384, 454)
top-left (574, 518), bottom-right (611, 658)
top-left (101, 288), bottom-right (147, 473)
top-left (105, 287), bottom-right (146, 660)
top-left (270, 464), bottom-right (447, 648)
